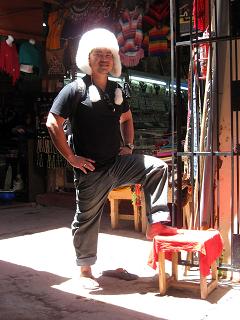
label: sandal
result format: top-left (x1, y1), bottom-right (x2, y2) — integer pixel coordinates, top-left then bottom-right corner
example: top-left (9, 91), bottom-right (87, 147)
top-left (80, 276), bottom-right (100, 290)
top-left (102, 268), bottom-right (138, 281)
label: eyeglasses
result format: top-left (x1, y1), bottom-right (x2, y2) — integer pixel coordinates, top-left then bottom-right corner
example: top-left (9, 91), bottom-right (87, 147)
top-left (91, 51), bottom-right (113, 60)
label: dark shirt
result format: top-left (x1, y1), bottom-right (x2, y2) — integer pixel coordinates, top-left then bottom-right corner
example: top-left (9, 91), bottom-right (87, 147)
top-left (50, 75), bottom-right (130, 168)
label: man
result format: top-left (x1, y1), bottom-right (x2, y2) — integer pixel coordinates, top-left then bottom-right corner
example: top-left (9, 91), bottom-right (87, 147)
top-left (46, 28), bottom-right (177, 289)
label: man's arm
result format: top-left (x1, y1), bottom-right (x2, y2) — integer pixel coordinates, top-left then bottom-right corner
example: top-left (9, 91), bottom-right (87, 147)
top-left (46, 112), bottom-right (95, 173)
top-left (119, 109), bottom-right (134, 155)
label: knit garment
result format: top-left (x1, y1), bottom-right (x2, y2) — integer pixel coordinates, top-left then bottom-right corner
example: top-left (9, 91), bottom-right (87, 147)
top-left (142, 0), bottom-right (170, 32)
top-left (0, 41), bottom-right (20, 84)
top-left (116, 8), bottom-right (144, 67)
top-left (142, 25), bottom-right (170, 56)
top-left (19, 42), bottom-right (40, 68)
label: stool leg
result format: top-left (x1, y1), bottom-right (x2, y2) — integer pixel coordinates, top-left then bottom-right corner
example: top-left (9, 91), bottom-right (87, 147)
top-left (172, 252), bottom-right (178, 281)
top-left (200, 275), bottom-right (208, 299)
top-left (110, 199), bottom-right (119, 229)
top-left (184, 252), bottom-right (192, 276)
top-left (200, 261), bottom-right (218, 299)
top-left (211, 261), bottom-right (218, 280)
top-left (133, 203), bottom-right (140, 231)
top-left (141, 192), bottom-right (147, 233)
top-left (158, 251), bottom-right (167, 295)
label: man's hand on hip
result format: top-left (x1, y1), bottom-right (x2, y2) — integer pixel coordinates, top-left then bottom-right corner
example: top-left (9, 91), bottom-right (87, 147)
top-left (67, 155), bottom-right (95, 174)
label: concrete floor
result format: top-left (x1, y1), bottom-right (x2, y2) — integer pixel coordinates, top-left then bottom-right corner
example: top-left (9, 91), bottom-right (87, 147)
top-left (0, 202), bottom-right (240, 320)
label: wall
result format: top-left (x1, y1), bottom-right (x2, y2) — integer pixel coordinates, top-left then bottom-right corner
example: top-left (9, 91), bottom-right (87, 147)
top-left (218, 39), bottom-right (240, 266)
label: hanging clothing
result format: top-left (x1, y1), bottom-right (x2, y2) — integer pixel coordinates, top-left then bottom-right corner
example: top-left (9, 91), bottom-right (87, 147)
top-left (46, 10), bottom-right (67, 49)
top-left (116, 8), bottom-right (144, 67)
top-left (184, 63), bottom-right (199, 180)
top-left (0, 40), bottom-right (20, 85)
top-left (193, 0), bottom-right (209, 32)
top-left (142, 0), bottom-right (170, 33)
top-left (19, 42), bottom-right (41, 70)
top-left (142, 25), bottom-right (170, 56)
top-left (46, 47), bottom-right (66, 77)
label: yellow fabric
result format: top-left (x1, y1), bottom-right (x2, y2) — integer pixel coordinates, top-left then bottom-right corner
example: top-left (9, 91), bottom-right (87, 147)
top-left (46, 10), bottom-right (67, 49)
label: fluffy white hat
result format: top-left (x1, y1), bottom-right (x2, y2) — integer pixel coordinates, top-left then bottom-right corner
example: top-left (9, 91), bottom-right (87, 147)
top-left (76, 28), bottom-right (122, 77)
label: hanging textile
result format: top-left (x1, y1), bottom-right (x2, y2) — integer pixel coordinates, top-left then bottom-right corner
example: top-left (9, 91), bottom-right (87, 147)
top-left (36, 135), bottom-right (67, 168)
top-left (199, 0), bottom-right (227, 227)
top-left (19, 41), bottom-right (41, 75)
top-left (0, 40), bottom-right (20, 84)
top-left (61, 0), bottom-right (116, 39)
top-left (193, 0), bottom-right (209, 33)
top-left (36, 93), bottom-right (67, 169)
top-left (46, 47), bottom-right (66, 77)
top-left (142, 0), bottom-right (170, 32)
top-left (142, 25), bottom-right (170, 56)
top-left (46, 9), bottom-right (67, 50)
top-left (116, 8), bottom-right (144, 67)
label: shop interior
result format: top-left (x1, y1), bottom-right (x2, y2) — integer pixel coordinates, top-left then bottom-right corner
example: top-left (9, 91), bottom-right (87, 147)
top-left (0, 0), bottom-right (189, 205)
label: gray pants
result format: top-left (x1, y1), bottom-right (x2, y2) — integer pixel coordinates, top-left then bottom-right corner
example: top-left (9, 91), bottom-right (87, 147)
top-left (72, 154), bottom-right (170, 266)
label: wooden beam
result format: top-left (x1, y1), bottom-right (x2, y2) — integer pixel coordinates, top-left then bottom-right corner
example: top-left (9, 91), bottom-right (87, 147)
top-left (40, 0), bottom-right (61, 4)
top-left (40, 0), bottom-right (74, 5)
top-left (0, 29), bottom-right (44, 42)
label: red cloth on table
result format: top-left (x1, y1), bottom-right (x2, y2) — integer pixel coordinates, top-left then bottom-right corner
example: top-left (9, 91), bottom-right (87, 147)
top-left (148, 229), bottom-right (223, 277)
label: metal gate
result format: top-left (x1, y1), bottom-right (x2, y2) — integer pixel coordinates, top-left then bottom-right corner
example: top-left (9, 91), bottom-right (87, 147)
top-left (170, 0), bottom-right (240, 272)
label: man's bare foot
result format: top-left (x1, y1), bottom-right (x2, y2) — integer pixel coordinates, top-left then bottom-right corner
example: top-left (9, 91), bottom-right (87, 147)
top-left (80, 266), bottom-right (100, 290)
top-left (80, 266), bottom-right (93, 278)
top-left (146, 222), bottom-right (178, 240)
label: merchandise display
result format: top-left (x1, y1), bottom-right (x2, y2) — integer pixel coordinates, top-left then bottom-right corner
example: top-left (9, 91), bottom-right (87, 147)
top-left (0, 1), bottom-right (189, 202)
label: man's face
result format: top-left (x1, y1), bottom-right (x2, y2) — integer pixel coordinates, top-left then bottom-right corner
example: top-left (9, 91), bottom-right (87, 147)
top-left (89, 48), bottom-right (114, 75)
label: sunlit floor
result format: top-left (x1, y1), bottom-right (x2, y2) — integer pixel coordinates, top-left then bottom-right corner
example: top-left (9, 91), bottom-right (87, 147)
top-left (0, 205), bottom-right (239, 320)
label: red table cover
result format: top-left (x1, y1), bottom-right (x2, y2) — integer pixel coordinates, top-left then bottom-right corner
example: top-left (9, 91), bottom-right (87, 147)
top-left (148, 229), bottom-right (223, 277)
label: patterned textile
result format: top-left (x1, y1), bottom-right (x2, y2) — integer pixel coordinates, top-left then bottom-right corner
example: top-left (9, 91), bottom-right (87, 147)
top-left (46, 48), bottom-right (66, 77)
top-left (142, 0), bottom-right (170, 32)
top-left (61, 0), bottom-right (116, 39)
top-left (116, 8), bottom-right (144, 67)
top-left (142, 25), bottom-right (170, 56)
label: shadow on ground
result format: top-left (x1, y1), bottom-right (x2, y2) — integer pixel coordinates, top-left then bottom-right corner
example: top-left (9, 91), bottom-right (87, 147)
top-left (0, 260), bottom-right (166, 320)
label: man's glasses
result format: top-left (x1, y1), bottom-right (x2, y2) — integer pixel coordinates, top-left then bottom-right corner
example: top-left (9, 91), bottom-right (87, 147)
top-left (91, 51), bottom-right (113, 60)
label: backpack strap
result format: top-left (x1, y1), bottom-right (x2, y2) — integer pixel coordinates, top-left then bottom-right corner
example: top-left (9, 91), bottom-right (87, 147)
top-left (64, 78), bottom-right (86, 148)
top-left (69, 78), bottom-right (86, 129)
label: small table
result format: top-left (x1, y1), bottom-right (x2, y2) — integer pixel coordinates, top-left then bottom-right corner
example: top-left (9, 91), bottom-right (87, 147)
top-left (148, 229), bottom-right (223, 299)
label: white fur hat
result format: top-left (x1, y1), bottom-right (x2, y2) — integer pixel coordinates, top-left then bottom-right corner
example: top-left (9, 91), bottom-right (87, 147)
top-left (76, 28), bottom-right (122, 77)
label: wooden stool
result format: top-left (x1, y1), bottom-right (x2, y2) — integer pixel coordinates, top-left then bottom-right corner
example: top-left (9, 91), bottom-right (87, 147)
top-left (108, 186), bottom-right (145, 232)
top-left (158, 251), bottom-right (218, 299)
top-left (149, 229), bottom-right (223, 299)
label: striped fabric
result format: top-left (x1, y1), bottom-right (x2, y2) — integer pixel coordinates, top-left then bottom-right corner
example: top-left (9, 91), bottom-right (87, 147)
top-left (143, 26), bottom-right (170, 56)
top-left (116, 9), bottom-right (144, 67)
top-left (142, 0), bottom-right (170, 32)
